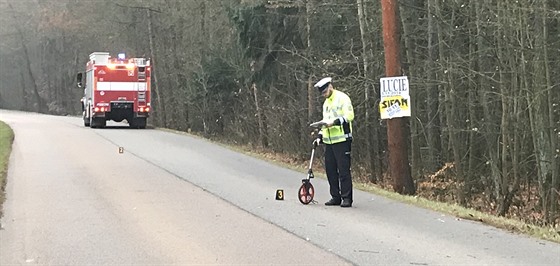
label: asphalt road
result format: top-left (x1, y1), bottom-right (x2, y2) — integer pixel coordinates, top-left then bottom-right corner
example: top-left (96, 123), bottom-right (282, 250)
top-left (1, 110), bottom-right (559, 265)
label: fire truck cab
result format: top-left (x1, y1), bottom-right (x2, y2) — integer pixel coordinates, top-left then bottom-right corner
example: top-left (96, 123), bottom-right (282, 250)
top-left (77, 52), bottom-right (151, 129)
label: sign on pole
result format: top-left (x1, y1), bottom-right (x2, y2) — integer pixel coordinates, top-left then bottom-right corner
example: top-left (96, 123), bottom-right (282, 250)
top-left (379, 76), bottom-right (411, 119)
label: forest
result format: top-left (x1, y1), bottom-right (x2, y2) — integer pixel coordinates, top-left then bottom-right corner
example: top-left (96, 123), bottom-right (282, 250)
top-left (0, 0), bottom-right (558, 227)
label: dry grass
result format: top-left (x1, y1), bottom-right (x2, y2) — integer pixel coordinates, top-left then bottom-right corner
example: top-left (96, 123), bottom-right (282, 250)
top-left (0, 121), bottom-right (15, 219)
top-left (354, 182), bottom-right (560, 244)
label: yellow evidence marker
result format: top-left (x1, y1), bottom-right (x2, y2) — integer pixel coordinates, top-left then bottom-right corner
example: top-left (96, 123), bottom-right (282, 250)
top-left (276, 189), bottom-right (284, 200)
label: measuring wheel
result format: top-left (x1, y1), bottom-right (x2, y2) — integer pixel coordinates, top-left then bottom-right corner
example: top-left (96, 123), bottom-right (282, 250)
top-left (298, 181), bottom-right (315, 204)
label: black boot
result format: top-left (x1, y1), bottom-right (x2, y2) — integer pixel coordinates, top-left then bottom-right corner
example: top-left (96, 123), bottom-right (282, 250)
top-left (340, 199), bottom-right (352, 208)
top-left (324, 198), bottom-right (341, 206)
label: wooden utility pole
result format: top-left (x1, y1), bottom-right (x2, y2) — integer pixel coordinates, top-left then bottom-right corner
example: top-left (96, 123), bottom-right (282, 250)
top-left (380, 0), bottom-right (415, 194)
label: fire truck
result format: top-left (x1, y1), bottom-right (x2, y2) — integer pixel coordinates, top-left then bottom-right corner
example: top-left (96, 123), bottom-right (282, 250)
top-left (77, 52), bottom-right (151, 128)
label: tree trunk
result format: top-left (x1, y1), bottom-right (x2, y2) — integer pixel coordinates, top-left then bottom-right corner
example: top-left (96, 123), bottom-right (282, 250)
top-left (8, 3), bottom-right (45, 113)
top-left (542, 0), bottom-right (559, 224)
top-left (426, 0), bottom-right (441, 173)
top-left (475, 0), bottom-right (500, 204)
top-left (398, 0), bottom-right (421, 179)
top-left (528, 0), bottom-right (556, 222)
top-left (465, 0), bottom-right (479, 200)
top-left (20, 72), bottom-right (28, 110)
top-left (147, 8), bottom-right (165, 127)
top-left (253, 83), bottom-right (268, 148)
top-left (356, 0), bottom-right (379, 183)
top-left (434, 0), bottom-right (464, 203)
top-left (306, 0), bottom-right (314, 124)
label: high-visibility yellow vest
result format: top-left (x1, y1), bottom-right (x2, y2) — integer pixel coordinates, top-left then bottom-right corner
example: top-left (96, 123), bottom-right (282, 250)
top-left (320, 89), bottom-right (354, 144)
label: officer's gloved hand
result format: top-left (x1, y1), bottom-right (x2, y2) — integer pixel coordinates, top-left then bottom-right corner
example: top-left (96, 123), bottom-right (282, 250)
top-left (312, 138), bottom-right (322, 148)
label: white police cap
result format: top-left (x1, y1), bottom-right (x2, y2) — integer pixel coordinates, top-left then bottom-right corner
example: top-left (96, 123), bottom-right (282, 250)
top-left (314, 77), bottom-right (332, 91)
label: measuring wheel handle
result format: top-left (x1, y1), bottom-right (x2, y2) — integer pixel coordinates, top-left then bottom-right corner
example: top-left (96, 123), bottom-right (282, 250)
top-left (307, 169), bottom-right (314, 179)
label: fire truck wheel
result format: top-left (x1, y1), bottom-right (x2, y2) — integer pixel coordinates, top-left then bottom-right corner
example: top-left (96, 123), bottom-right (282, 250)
top-left (91, 117), bottom-right (106, 128)
top-left (129, 118), bottom-right (147, 129)
top-left (84, 116), bottom-right (90, 127)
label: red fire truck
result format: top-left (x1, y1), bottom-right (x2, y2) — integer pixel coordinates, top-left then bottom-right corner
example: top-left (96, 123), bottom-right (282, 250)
top-left (77, 52), bottom-right (151, 128)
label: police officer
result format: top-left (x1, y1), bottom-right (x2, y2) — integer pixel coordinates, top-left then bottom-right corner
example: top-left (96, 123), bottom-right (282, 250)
top-left (312, 77), bottom-right (355, 208)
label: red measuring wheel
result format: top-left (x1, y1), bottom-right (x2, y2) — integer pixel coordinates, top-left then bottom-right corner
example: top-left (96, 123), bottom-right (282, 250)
top-left (298, 181), bottom-right (315, 205)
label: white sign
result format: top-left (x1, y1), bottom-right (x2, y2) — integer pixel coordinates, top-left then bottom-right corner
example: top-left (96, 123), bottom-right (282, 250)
top-left (379, 76), bottom-right (411, 119)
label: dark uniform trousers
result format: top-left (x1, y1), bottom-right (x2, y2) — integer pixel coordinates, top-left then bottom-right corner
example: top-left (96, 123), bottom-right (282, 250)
top-left (324, 140), bottom-right (352, 201)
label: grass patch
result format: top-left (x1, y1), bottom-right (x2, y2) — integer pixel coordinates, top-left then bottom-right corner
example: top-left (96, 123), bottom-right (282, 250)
top-left (0, 120), bottom-right (14, 219)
